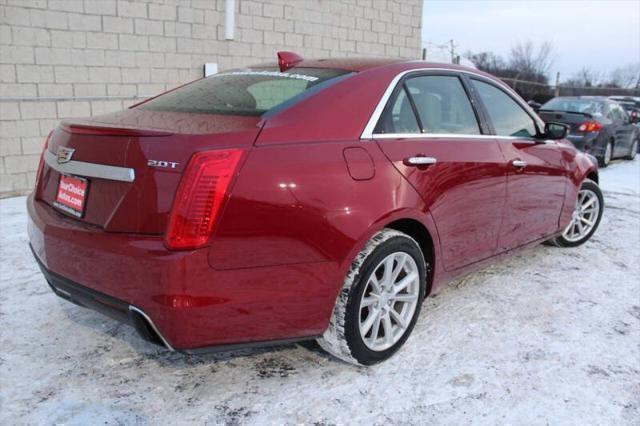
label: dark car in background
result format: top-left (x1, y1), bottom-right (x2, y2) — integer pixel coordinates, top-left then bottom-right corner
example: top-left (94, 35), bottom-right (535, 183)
top-left (609, 96), bottom-right (640, 109)
top-left (610, 97), bottom-right (640, 135)
top-left (539, 96), bottom-right (639, 167)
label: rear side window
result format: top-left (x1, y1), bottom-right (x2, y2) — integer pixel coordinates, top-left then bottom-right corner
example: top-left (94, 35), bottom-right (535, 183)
top-left (138, 68), bottom-right (349, 116)
top-left (542, 98), bottom-right (605, 117)
top-left (406, 76), bottom-right (480, 135)
top-left (609, 104), bottom-right (626, 121)
top-left (472, 79), bottom-right (537, 138)
top-left (376, 87), bottom-right (421, 133)
top-left (375, 75), bottom-right (480, 135)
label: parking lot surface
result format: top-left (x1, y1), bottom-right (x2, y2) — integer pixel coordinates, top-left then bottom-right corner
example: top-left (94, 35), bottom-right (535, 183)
top-left (1, 159), bottom-right (639, 425)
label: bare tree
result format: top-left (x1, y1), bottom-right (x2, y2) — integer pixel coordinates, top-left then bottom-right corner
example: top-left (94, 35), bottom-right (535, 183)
top-left (509, 40), bottom-right (554, 81)
top-left (569, 67), bottom-right (605, 87)
top-left (463, 51), bottom-right (505, 74)
top-left (608, 63), bottom-right (640, 89)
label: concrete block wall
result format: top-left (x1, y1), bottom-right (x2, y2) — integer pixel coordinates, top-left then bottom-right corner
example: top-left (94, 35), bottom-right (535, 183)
top-left (0, 0), bottom-right (423, 193)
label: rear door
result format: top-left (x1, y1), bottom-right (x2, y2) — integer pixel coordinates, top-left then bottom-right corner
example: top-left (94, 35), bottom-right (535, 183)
top-left (469, 77), bottom-right (568, 250)
top-left (371, 71), bottom-right (508, 271)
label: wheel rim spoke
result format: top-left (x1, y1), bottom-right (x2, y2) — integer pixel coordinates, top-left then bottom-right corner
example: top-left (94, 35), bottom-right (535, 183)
top-left (580, 217), bottom-right (594, 227)
top-left (390, 254), bottom-right (407, 284)
top-left (369, 312), bottom-right (382, 345)
top-left (393, 293), bottom-right (418, 303)
top-left (361, 296), bottom-right (378, 308)
top-left (582, 197), bottom-right (596, 210)
top-left (361, 309), bottom-right (379, 336)
top-left (393, 271), bottom-right (417, 294)
top-left (369, 274), bottom-right (382, 295)
top-left (389, 308), bottom-right (408, 329)
top-left (382, 314), bottom-right (394, 345)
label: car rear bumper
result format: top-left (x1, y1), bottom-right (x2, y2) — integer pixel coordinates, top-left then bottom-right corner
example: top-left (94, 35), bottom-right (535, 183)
top-left (27, 193), bottom-right (331, 352)
top-left (567, 134), bottom-right (604, 157)
top-left (30, 247), bottom-right (174, 350)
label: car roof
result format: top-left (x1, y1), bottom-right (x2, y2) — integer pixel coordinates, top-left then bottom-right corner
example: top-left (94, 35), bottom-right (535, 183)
top-left (551, 96), bottom-right (609, 102)
top-left (250, 57), bottom-right (481, 73)
top-left (609, 96), bottom-right (640, 101)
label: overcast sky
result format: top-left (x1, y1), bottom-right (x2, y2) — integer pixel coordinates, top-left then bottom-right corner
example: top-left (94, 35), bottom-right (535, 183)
top-left (422, 0), bottom-right (640, 80)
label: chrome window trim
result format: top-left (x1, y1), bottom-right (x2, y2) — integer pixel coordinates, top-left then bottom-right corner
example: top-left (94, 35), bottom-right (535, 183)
top-left (44, 150), bottom-right (135, 183)
top-left (360, 66), bottom-right (545, 140)
top-left (372, 133), bottom-right (495, 140)
top-left (371, 133), bottom-right (543, 141)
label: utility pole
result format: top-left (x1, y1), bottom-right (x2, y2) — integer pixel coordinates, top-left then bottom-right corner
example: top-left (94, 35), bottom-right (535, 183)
top-left (554, 72), bottom-right (560, 97)
top-left (448, 39), bottom-right (456, 63)
top-left (422, 48), bottom-right (427, 60)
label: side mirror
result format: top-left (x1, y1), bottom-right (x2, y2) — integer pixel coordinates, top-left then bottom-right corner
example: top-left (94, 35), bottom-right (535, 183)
top-left (528, 100), bottom-right (542, 112)
top-left (542, 122), bottom-right (569, 140)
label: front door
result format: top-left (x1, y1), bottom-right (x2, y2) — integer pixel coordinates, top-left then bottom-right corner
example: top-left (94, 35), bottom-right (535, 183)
top-left (372, 73), bottom-right (508, 271)
top-left (469, 78), bottom-right (567, 250)
top-left (609, 102), bottom-right (634, 157)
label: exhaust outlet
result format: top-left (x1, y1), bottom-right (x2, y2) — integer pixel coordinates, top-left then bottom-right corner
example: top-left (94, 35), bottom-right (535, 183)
top-left (128, 306), bottom-right (175, 351)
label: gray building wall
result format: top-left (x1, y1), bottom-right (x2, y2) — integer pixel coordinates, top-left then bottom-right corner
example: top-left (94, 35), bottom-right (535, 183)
top-left (0, 0), bottom-right (423, 194)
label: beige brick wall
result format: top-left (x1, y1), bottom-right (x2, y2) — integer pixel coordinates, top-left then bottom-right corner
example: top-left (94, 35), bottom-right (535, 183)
top-left (0, 0), bottom-right (422, 194)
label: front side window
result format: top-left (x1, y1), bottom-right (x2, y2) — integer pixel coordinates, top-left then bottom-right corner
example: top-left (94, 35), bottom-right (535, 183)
top-left (473, 79), bottom-right (537, 138)
top-left (138, 68), bottom-right (349, 116)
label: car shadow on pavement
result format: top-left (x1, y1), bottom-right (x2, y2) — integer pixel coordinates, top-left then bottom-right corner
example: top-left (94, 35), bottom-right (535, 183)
top-left (56, 300), bottom-right (333, 368)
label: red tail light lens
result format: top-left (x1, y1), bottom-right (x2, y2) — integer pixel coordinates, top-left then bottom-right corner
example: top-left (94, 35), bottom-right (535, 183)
top-left (34, 131), bottom-right (53, 190)
top-left (165, 149), bottom-right (244, 250)
top-left (578, 121), bottom-right (602, 133)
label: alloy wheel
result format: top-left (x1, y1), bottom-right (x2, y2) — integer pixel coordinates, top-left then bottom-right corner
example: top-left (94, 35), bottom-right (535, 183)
top-left (358, 252), bottom-right (420, 351)
top-left (562, 188), bottom-right (601, 242)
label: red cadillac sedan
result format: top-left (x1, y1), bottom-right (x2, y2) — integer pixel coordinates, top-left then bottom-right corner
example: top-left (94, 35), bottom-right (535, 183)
top-left (28, 53), bottom-right (603, 365)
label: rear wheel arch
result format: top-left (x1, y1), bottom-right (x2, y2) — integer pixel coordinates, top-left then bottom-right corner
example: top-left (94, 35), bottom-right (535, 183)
top-left (338, 212), bottom-right (438, 301)
top-left (384, 218), bottom-right (435, 296)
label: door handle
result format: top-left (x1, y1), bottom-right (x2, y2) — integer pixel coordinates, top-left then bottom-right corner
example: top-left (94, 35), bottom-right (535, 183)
top-left (405, 156), bottom-right (437, 166)
top-left (511, 159), bottom-right (527, 168)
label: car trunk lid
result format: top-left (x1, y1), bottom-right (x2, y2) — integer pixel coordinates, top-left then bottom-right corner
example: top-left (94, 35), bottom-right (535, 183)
top-left (37, 109), bottom-right (262, 234)
top-left (538, 110), bottom-right (595, 133)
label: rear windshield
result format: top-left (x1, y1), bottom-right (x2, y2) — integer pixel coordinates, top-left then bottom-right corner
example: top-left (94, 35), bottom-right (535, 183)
top-left (541, 99), bottom-right (605, 117)
top-left (138, 67), bottom-right (349, 116)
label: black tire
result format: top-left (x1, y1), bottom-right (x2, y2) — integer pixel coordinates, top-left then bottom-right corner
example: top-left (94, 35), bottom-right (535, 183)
top-left (548, 179), bottom-right (603, 247)
top-left (626, 139), bottom-right (638, 160)
top-left (598, 141), bottom-right (613, 168)
top-left (317, 229), bottom-right (427, 365)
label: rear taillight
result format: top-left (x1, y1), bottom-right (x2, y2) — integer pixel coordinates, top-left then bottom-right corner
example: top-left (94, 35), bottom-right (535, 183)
top-left (34, 131), bottom-right (52, 190)
top-left (164, 149), bottom-right (244, 250)
top-left (578, 121), bottom-right (602, 133)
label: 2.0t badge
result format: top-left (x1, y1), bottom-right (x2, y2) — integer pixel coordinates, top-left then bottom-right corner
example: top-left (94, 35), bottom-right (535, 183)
top-left (148, 159), bottom-right (179, 169)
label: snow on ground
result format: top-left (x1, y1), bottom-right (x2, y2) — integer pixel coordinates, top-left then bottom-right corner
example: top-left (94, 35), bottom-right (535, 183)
top-left (1, 159), bottom-right (639, 425)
